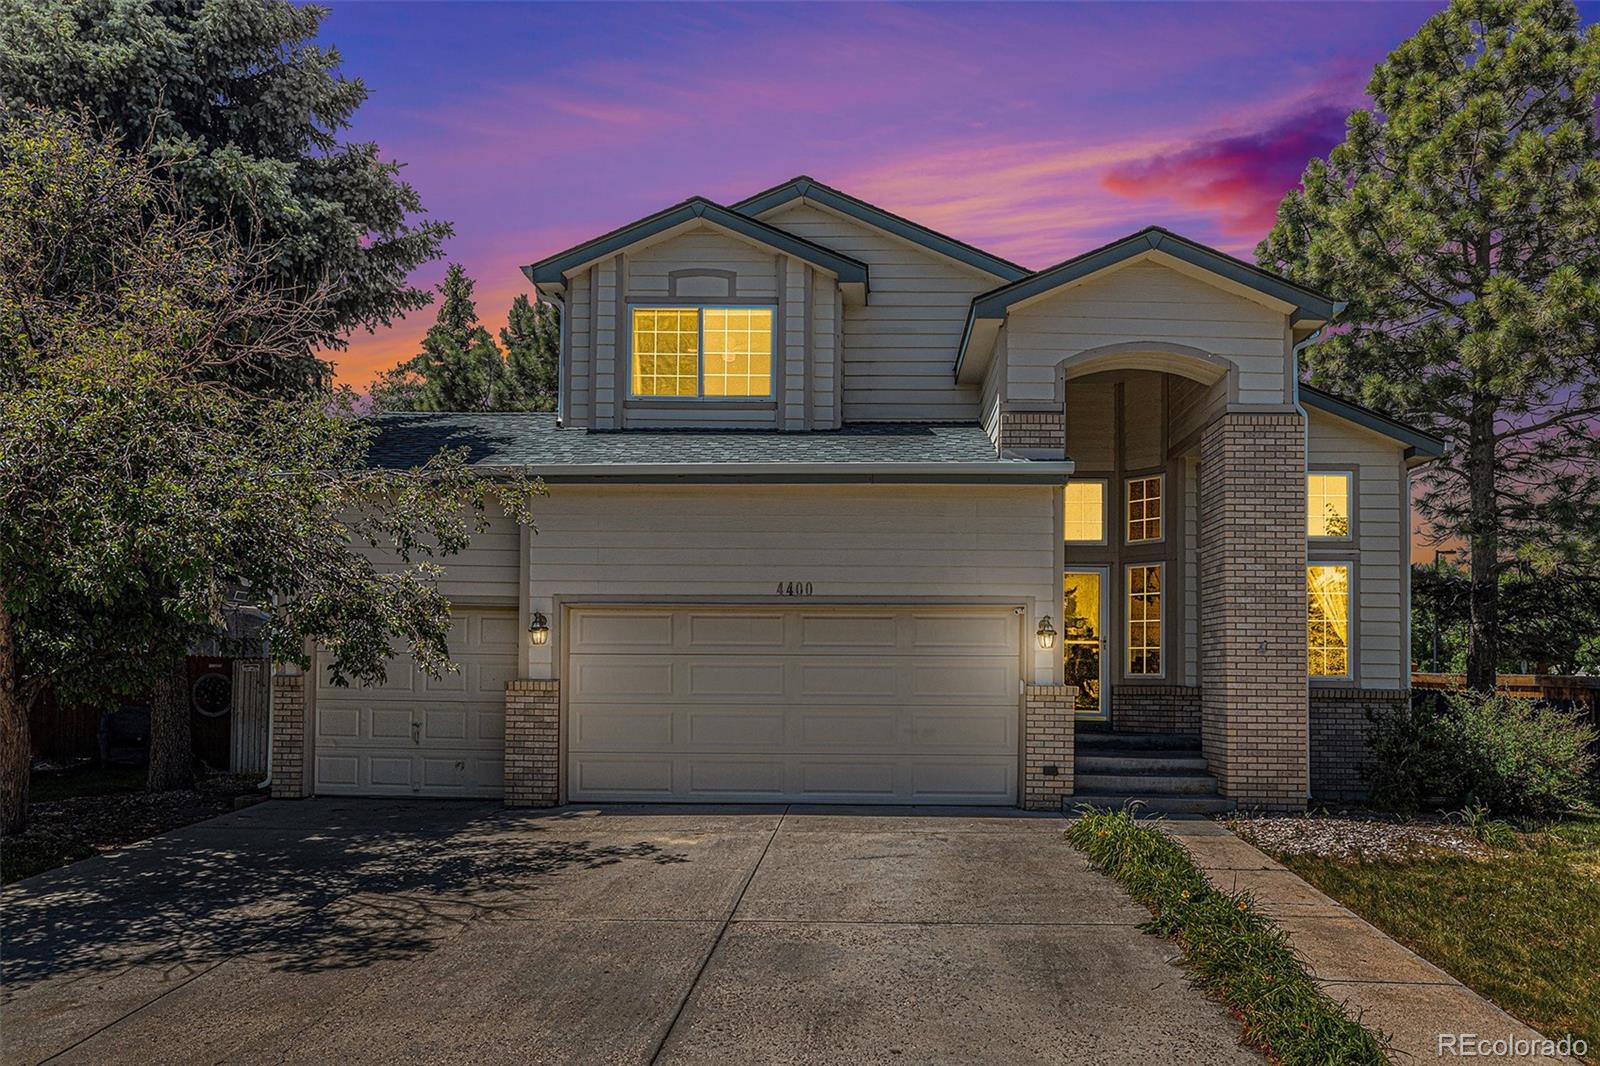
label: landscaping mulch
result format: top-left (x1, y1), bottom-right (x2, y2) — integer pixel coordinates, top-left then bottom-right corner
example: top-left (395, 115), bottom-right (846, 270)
top-left (1228, 809), bottom-right (1493, 862)
top-left (1, 771), bottom-right (265, 884)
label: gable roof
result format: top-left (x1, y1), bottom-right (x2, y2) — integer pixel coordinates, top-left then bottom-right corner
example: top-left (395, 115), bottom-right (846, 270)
top-left (953, 225), bottom-right (1344, 380)
top-left (733, 175), bottom-right (1030, 282)
top-left (1300, 384), bottom-right (1447, 460)
top-left (522, 196), bottom-right (869, 298)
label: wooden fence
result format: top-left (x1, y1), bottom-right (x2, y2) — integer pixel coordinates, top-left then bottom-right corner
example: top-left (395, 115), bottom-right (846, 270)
top-left (1412, 672), bottom-right (1600, 728)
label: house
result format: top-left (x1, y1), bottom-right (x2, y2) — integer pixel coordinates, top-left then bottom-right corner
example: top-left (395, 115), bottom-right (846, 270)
top-left (269, 176), bottom-right (1444, 812)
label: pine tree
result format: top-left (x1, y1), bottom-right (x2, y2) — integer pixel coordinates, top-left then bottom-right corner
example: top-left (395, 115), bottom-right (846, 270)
top-left (412, 265), bottom-right (503, 411)
top-left (1258, 0), bottom-right (1600, 690)
top-left (500, 295), bottom-right (561, 412)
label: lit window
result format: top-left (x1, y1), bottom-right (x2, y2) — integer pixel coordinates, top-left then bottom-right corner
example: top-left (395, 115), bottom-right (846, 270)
top-left (1063, 481), bottom-right (1106, 544)
top-left (1308, 473), bottom-right (1352, 538)
top-left (630, 307), bottom-right (774, 398)
top-left (1308, 564), bottom-right (1351, 678)
top-left (1126, 475), bottom-right (1163, 543)
top-left (1126, 564), bottom-right (1162, 675)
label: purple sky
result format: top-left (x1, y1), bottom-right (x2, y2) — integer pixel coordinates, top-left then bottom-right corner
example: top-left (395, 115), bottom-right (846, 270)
top-left (320, 1), bottom-right (1574, 386)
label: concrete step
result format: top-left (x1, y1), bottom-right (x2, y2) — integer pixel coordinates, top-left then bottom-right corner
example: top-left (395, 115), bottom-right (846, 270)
top-left (1076, 732), bottom-right (1201, 753)
top-left (1075, 753), bottom-right (1211, 775)
top-left (1069, 792), bottom-right (1237, 816)
top-left (1074, 771), bottom-right (1219, 796)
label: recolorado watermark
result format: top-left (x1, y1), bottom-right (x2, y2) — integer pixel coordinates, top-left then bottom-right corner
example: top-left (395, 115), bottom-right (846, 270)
top-left (1438, 1032), bottom-right (1587, 1058)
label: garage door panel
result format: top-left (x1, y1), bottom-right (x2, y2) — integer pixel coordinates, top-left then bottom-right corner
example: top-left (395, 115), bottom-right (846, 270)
top-left (910, 760), bottom-right (1015, 800)
top-left (371, 708), bottom-right (414, 739)
top-left (911, 612), bottom-right (1018, 654)
top-left (797, 711), bottom-right (898, 747)
top-left (686, 661), bottom-right (787, 697)
top-left (687, 710), bottom-right (785, 747)
top-left (571, 707), bottom-right (675, 748)
top-left (798, 761), bottom-right (896, 797)
top-left (422, 707), bottom-right (469, 741)
top-left (687, 612), bottom-right (786, 648)
top-left (910, 710), bottom-right (1015, 750)
top-left (796, 662), bottom-right (899, 698)
top-left (688, 760), bottom-right (785, 795)
top-left (572, 756), bottom-right (675, 795)
top-left (573, 611), bottom-right (674, 649)
top-left (570, 658), bottom-right (676, 699)
top-left (798, 614), bottom-right (898, 650)
top-left (910, 662), bottom-right (1015, 699)
top-left (318, 707), bottom-right (361, 739)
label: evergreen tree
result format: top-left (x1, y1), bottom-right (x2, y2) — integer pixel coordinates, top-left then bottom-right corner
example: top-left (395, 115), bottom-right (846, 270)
top-left (0, 0), bottom-right (451, 394)
top-left (1258, 0), bottom-right (1600, 690)
top-left (500, 295), bottom-right (561, 412)
top-left (412, 265), bottom-right (503, 411)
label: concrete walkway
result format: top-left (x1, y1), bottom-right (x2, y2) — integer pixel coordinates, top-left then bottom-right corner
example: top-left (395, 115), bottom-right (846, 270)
top-left (3, 800), bottom-right (1263, 1066)
top-left (1164, 819), bottom-right (1579, 1065)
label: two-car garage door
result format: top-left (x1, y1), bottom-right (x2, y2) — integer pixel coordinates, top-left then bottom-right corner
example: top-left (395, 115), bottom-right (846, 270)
top-left (565, 606), bottom-right (1023, 804)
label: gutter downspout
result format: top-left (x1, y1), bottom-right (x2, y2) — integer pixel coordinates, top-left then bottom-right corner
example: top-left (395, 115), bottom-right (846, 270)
top-left (1291, 303), bottom-right (1345, 801)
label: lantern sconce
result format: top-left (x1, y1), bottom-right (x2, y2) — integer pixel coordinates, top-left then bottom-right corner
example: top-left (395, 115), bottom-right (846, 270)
top-left (528, 611), bottom-right (550, 646)
top-left (1036, 615), bottom-right (1057, 650)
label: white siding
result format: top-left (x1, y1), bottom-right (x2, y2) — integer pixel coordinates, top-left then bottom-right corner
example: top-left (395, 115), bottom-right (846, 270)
top-left (524, 484), bottom-right (1061, 685)
top-left (627, 225), bottom-right (780, 301)
top-left (811, 271), bottom-right (840, 429)
top-left (567, 268), bottom-right (592, 427)
top-left (349, 502), bottom-right (520, 603)
top-left (762, 202), bottom-right (999, 422)
top-left (1005, 261), bottom-right (1292, 410)
top-left (980, 328), bottom-right (1007, 448)
top-left (1308, 408), bottom-right (1409, 689)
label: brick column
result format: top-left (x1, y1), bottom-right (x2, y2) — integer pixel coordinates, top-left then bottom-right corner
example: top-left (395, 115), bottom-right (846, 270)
top-left (270, 672), bottom-right (310, 799)
top-left (1023, 684), bottom-right (1077, 810)
top-left (998, 409), bottom-right (1065, 457)
top-left (505, 679), bottom-right (560, 807)
top-left (1199, 412), bottom-right (1308, 810)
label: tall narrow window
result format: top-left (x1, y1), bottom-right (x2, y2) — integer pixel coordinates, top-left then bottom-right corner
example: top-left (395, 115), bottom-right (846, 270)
top-left (1126, 475), bottom-right (1163, 543)
top-left (1126, 563), bottom-right (1163, 676)
top-left (1063, 481), bottom-right (1107, 544)
top-left (1308, 473), bottom-right (1352, 538)
top-left (1308, 564), bottom-right (1352, 678)
top-left (630, 307), bottom-right (774, 398)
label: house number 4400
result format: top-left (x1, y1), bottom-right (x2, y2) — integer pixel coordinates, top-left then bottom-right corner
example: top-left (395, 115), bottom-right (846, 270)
top-left (775, 581), bottom-right (814, 597)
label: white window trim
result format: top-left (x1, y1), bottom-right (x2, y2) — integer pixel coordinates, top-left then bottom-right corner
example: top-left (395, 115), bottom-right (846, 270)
top-left (1124, 472), bottom-right (1166, 545)
top-left (1307, 559), bottom-right (1356, 682)
top-left (1063, 478), bottom-right (1109, 546)
top-left (1308, 469), bottom-right (1355, 542)
top-left (626, 302), bottom-right (777, 401)
top-left (1123, 561), bottom-right (1165, 680)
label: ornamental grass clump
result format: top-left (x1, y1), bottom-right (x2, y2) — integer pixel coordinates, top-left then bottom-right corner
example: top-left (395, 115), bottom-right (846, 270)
top-left (1068, 808), bottom-right (1388, 1066)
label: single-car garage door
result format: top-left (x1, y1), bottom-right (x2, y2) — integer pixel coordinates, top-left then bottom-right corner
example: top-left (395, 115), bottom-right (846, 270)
top-left (567, 606), bottom-right (1022, 804)
top-left (314, 607), bottom-right (518, 797)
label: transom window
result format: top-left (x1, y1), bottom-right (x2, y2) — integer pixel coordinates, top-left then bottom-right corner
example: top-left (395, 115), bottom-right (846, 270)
top-left (1126, 475), bottom-right (1163, 543)
top-left (1126, 563), bottom-right (1163, 676)
top-left (1063, 481), bottom-right (1107, 544)
top-left (1308, 472), bottom-right (1352, 538)
top-left (1308, 563), bottom-right (1352, 678)
top-left (630, 306), bottom-right (774, 398)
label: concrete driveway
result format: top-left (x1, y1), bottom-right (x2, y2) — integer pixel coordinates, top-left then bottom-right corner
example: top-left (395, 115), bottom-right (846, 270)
top-left (2, 800), bottom-right (1261, 1065)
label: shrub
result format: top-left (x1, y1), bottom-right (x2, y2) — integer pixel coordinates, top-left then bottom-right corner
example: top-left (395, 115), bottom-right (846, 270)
top-left (1369, 691), bottom-right (1596, 817)
top-left (1068, 807), bottom-right (1388, 1066)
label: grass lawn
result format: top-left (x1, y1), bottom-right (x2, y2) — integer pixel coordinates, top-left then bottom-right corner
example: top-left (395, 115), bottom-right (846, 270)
top-left (1274, 815), bottom-right (1600, 1060)
top-left (2, 763), bottom-right (263, 884)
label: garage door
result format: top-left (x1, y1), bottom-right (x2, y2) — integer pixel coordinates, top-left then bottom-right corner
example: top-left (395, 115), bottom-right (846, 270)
top-left (313, 607), bottom-right (518, 797)
top-left (567, 606), bottom-right (1022, 804)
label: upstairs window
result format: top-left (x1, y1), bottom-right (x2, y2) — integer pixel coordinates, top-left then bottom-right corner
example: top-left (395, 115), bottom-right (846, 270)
top-left (631, 307), bottom-right (774, 398)
top-left (1308, 472), bottom-right (1352, 538)
top-left (1126, 475), bottom-right (1163, 543)
top-left (1063, 481), bottom-right (1107, 544)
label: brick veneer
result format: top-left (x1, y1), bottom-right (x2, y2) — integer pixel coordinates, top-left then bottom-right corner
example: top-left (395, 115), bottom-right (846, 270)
top-left (505, 679), bottom-right (560, 806)
top-left (1310, 687), bottom-right (1408, 802)
top-left (1110, 684), bottom-right (1202, 735)
top-left (998, 409), bottom-right (1065, 455)
top-left (270, 672), bottom-right (310, 799)
top-left (1199, 412), bottom-right (1309, 810)
top-left (1023, 684), bottom-right (1077, 810)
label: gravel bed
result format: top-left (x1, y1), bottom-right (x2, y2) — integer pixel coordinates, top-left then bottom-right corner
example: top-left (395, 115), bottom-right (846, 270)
top-left (1228, 810), bottom-right (1494, 861)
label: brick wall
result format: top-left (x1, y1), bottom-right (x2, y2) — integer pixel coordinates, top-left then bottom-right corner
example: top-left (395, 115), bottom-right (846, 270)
top-left (1310, 687), bottom-right (1407, 802)
top-left (1111, 684), bottom-right (1202, 735)
top-left (270, 672), bottom-right (309, 799)
top-left (999, 410), bottom-right (1065, 456)
top-left (1023, 684), bottom-right (1076, 810)
top-left (1199, 412), bottom-right (1309, 810)
top-left (505, 679), bottom-right (560, 807)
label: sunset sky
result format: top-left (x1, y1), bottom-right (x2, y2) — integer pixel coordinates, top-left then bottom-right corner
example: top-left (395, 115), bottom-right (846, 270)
top-left (319, 1), bottom-right (1590, 389)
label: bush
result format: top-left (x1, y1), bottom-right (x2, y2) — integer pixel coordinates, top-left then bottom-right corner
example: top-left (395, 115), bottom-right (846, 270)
top-left (1369, 691), bottom-right (1596, 817)
top-left (1068, 807), bottom-right (1388, 1065)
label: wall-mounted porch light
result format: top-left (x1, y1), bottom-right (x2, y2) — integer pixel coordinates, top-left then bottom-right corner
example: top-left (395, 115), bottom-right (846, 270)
top-left (528, 611), bottom-right (550, 646)
top-left (1036, 615), bottom-right (1057, 650)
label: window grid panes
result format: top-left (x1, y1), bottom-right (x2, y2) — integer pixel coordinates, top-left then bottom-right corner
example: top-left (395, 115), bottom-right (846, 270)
top-left (1063, 481), bottom-right (1106, 544)
top-left (631, 308), bottom-right (699, 397)
top-left (1308, 564), bottom-right (1351, 678)
top-left (1126, 564), bottom-right (1162, 676)
top-left (703, 308), bottom-right (773, 397)
top-left (1307, 473), bottom-right (1352, 538)
top-left (1126, 475), bottom-right (1163, 543)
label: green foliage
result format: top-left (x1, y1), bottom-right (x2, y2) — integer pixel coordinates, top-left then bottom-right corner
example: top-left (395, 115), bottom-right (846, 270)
top-left (1259, 0), bottom-right (1600, 684)
top-left (0, 0), bottom-right (451, 393)
top-left (1068, 808), bottom-right (1388, 1066)
top-left (1412, 560), bottom-right (1600, 673)
top-left (1368, 691), bottom-right (1596, 816)
top-left (373, 265), bottom-right (504, 412)
top-left (499, 294), bottom-right (561, 412)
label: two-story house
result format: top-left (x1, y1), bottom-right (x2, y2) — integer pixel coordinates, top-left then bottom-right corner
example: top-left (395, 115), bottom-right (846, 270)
top-left (269, 177), bottom-right (1443, 812)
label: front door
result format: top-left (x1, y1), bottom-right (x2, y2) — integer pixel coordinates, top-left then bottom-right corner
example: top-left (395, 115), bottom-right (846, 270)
top-left (1062, 569), bottom-right (1108, 721)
